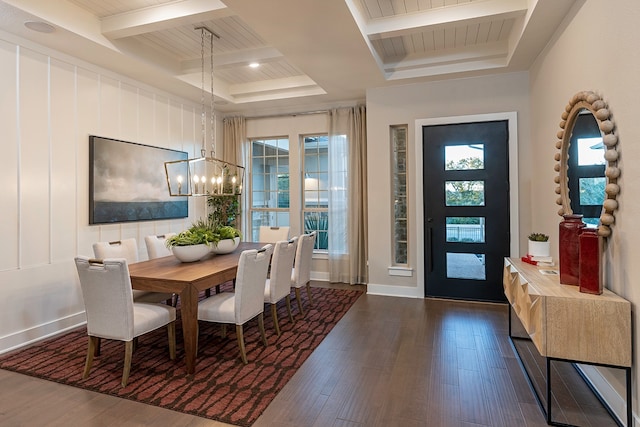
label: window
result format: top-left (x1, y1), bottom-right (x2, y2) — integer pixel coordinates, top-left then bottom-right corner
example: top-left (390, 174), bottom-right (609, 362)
top-left (303, 135), bottom-right (329, 250)
top-left (391, 125), bottom-right (408, 265)
top-left (249, 138), bottom-right (290, 241)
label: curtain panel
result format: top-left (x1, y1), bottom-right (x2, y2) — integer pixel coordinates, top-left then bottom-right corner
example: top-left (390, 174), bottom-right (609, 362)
top-left (328, 106), bottom-right (368, 285)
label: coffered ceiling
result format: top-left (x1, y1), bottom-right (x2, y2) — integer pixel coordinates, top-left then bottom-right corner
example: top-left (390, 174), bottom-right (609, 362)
top-left (0, 0), bottom-right (577, 114)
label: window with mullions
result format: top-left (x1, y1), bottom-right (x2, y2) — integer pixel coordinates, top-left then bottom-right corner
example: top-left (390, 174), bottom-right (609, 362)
top-left (303, 135), bottom-right (329, 250)
top-left (249, 138), bottom-right (290, 241)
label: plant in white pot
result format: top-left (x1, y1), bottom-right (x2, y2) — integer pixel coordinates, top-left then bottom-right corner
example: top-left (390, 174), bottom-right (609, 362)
top-left (528, 232), bottom-right (550, 257)
top-left (207, 194), bottom-right (242, 254)
top-left (165, 223), bottom-right (215, 262)
top-left (210, 225), bottom-right (242, 254)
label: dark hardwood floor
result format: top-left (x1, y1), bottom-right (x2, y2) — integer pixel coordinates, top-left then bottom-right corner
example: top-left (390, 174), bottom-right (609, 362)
top-left (0, 282), bottom-right (617, 426)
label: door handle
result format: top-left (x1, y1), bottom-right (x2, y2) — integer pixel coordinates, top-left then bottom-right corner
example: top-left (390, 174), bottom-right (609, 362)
top-left (427, 226), bottom-right (433, 272)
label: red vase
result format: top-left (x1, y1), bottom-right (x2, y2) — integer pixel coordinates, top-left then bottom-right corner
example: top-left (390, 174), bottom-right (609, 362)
top-left (559, 214), bottom-right (585, 285)
top-left (579, 229), bottom-right (603, 294)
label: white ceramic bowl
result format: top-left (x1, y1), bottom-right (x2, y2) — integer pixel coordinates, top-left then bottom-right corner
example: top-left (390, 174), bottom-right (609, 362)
top-left (171, 244), bottom-right (210, 262)
top-left (211, 237), bottom-right (240, 254)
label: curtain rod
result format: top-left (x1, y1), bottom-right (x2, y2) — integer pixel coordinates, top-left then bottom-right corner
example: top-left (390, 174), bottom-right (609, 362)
top-left (228, 110), bottom-right (329, 121)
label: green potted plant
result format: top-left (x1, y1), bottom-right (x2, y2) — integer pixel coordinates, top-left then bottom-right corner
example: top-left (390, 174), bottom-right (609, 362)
top-left (207, 194), bottom-right (242, 254)
top-left (527, 232), bottom-right (550, 257)
top-left (165, 224), bottom-right (215, 262)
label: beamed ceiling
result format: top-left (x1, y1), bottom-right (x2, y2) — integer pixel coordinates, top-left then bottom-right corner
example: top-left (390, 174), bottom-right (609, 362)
top-left (0, 0), bottom-right (577, 115)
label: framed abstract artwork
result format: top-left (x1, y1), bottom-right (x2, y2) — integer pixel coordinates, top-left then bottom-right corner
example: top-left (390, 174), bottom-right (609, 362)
top-left (89, 135), bottom-right (188, 224)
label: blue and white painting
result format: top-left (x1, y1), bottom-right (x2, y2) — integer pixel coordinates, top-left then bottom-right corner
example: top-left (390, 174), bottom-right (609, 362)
top-left (89, 136), bottom-right (188, 224)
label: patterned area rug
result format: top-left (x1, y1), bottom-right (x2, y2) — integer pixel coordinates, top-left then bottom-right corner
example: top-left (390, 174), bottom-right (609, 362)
top-left (0, 286), bottom-right (362, 426)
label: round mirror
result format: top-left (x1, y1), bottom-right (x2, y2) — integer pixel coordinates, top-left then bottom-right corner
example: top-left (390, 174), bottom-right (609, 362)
top-left (554, 91), bottom-right (620, 237)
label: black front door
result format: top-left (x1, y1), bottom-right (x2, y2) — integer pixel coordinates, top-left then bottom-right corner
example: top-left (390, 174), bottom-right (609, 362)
top-left (423, 120), bottom-right (510, 302)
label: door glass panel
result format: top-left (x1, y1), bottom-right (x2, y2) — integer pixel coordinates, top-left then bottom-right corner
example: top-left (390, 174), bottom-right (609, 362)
top-left (446, 253), bottom-right (486, 280)
top-left (445, 144), bottom-right (485, 170)
top-left (445, 181), bottom-right (485, 206)
top-left (577, 137), bottom-right (605, 166)
top-left (446, 217), bottom-right (485, 243)
top-left (579, 177), bottom-right (606, 206)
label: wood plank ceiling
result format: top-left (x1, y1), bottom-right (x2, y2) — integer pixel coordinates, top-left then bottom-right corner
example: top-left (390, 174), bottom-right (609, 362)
top-left (1, 0), bottom-right (577, 113)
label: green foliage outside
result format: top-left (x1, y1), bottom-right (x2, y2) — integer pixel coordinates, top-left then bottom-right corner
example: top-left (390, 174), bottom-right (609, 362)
top-left (304, 212), bottom-right (328, 250)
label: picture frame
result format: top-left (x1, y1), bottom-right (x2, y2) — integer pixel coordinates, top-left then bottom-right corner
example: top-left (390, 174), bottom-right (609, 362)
top-left (89, 135), bottom-right (188, 224)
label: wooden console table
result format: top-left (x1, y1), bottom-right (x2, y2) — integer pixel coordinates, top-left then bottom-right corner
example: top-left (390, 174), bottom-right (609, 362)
top-left (503, 258), bottom-right (632, 426)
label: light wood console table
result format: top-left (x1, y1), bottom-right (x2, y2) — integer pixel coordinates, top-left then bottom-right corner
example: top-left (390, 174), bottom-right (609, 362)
top-left (503, 257), bottom-right (632, 426)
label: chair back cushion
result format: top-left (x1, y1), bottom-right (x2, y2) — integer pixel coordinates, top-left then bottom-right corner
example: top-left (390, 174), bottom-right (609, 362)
top-left (292, 231), bottom-right (316, 287)
top-left (267, 237), bottom-right (298, 302)
top-left (93, 238), bottom-right (139, 263)
top-left (74, 256), bottom-right (135, 341)
top-left (259, 226), bottom-right (290, 243)
top-left (144, 233), bottom-right (176, 259)
top-left (234, 244), bottom-right (273, 323)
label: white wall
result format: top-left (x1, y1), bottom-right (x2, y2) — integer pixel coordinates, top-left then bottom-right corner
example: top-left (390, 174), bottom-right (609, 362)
top-left (529, 0), bottom-right (640, 421)
top-left (0, 32), bottom-right (204, 353)
top-left (366, 72), bottom-right (531, 297)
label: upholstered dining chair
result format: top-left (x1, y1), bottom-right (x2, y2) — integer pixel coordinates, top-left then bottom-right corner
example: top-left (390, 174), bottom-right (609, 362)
top-left (264, 237), bottom-right (298, 336)
top-left (259, 226), bottom-right (290, 243)
top-left (291, 231), bottom-right (316, 316)
top-left (144, 233), bottom-right (176, 259)
top-left (74, 256), bottom-right (176, 387)
top-left (93, 238), bottom-right (174, 305)
top-left (197, 244), bottom-right (273, 364)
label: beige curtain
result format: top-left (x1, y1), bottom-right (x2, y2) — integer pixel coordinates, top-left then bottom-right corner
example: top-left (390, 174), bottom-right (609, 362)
top-left (222, 116), bottom-right (246, 229)
top-left (222, 116), bottom-right (245, 165)
top-left (327, 106), bottom-right (368, 284)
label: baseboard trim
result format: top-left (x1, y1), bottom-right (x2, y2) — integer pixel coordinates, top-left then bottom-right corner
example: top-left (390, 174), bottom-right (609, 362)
top-left (0, 312), bottom-right (86, 355)
top-left (577, 364), bottom-right (637, 426)
top-left (366, 283), bottom-right (422, 298)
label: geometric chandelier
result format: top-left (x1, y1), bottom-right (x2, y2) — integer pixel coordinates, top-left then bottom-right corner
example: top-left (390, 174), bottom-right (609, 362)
top-left (164, 26), bottom-right (244, 197)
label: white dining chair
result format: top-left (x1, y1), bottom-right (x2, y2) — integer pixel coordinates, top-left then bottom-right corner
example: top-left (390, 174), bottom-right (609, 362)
top-left (144, 233), bottom-right (176, 259)
top-left (259, 226), bottom-right (290, 243)
top-left (264, 237), bottom-right (298, 336)
top-left (291, 231), bottom-right (316, 316)
top-left (74, 256), bottom-right (176, 387)
top-left (93, 238), bottom-right (174, 305)
top-left (198, 244), bottom-right (273, 364)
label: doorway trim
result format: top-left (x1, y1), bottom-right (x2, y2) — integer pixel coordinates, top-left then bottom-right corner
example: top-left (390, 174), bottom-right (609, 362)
top-left (415, 112), bottom-right (519, 298)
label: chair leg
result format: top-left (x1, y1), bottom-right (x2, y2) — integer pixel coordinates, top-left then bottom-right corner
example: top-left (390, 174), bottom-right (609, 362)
top-left (122, 340), bottom-right (134, 388)
top-left (167, 321), bottom-right (176, 360)
top-left (258, 313), bottom-right (268, 347)
top-left (216, 284), bottom-right (221, 294)
top-left (306, 282), bottom-right (313, 306)
top-left (271, 303), bottom-right (280, 336)
top-left (295, 287), bottom-right (305, 316)
top-left (236, 325), bottom-right (248, 364)
top-left (205, 288), bottom-right (211, 298)
top-left (285, 295), bottom-right (294, 323)
top-left (221, 324), bottom-right (227, 338)
top-left (83, 336), bottom-right (98, 379)
top-left (95, 337), bottom-right (101, 356)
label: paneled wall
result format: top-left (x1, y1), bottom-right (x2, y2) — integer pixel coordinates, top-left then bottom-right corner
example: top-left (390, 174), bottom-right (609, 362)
top-left (0, 34), bottom-right (203, 353)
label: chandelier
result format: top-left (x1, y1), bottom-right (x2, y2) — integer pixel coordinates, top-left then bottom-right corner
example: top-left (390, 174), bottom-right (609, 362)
top-left (165, 26), bottom-right (244, 197)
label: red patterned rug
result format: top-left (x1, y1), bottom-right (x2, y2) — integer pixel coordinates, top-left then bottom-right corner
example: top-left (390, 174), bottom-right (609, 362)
top-left (0, 286), bottom-right (362, 426)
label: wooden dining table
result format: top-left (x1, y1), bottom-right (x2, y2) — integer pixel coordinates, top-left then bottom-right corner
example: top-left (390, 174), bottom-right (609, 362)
top-left (128, 242), bottom-right (264, 374)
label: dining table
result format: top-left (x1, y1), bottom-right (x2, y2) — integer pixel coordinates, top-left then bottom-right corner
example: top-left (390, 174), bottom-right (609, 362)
top-left (128, 241), bottom-right (265, 374)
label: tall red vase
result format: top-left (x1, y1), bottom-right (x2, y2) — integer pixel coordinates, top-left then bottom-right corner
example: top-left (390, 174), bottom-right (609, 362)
top-left (579, 228), bottom-right (603, 294)
top-left (559, 214), bottom-right (585, 285)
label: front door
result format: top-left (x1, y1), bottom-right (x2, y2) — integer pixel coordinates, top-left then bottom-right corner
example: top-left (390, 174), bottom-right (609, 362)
top-left (423, 120), bottom-right (510, 302)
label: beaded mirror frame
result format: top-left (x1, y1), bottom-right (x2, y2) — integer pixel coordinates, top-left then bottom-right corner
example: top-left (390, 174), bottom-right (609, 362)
top-left (555, 91), bottom-right (620, 237)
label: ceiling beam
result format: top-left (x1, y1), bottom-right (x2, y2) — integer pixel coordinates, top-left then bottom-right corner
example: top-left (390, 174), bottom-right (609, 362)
top-left (366, 0), bottom-right (528, 40)
top-left (102, 0), bottom-right (232, 39)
